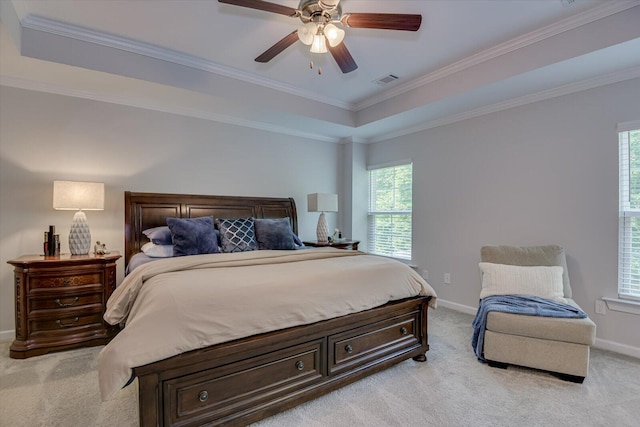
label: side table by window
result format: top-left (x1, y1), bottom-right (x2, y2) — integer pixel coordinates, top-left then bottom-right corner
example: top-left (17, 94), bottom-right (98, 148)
top-left (303, 240), bottom-right (360, 251)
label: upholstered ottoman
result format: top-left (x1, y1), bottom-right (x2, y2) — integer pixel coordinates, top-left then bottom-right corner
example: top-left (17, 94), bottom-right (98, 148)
top-left (480, 245), bottom-right (597, 382)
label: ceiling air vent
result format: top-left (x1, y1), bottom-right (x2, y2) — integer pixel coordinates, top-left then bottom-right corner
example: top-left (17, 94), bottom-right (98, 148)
top-left (374, 74), bottom-right (399, 85)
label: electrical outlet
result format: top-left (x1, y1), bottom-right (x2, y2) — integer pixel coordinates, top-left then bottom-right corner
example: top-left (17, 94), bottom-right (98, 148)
top-left (422, 269), bottom-right (429, 280)
top-left (595, 300), bottom-right (607, 315)
top-left (444, 273), bottom-right (451, 284)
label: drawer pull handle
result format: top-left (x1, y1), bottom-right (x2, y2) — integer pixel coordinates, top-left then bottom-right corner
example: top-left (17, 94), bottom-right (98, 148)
top-left (56, 317), bottom-right (79, 328)
top-left (55, 297), bottom-right (79, 307)
top-left (295, 361), bottom-right (305, 371)
top-left (198, 391), bottom-right (208, 402)
top-left (345, 344), bottom-right (353, 354)
top-left (400, 327), bottom-right (408, 335)
top-left (62, 279), bottom-right (72, 286)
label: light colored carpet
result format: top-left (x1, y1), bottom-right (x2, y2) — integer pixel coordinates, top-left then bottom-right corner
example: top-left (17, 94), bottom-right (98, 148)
top-left (1, 307), bottom-right (639, 427)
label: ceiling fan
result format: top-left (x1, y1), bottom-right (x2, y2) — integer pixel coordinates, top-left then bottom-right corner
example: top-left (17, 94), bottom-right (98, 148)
top-left (218, 0), bottom-right (422, 73)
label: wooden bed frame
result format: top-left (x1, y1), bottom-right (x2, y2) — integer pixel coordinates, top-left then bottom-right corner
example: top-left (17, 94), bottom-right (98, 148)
top-left (123, 191), bottom-right (431, 427)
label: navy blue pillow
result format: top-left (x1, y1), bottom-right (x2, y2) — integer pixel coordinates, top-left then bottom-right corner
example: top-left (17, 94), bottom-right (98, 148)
top-left (142, 226), bottom-right (172, 245)
top-left (166, 216), bottom-right (219, 256)
top-left (219, 218), bottom-right (258, 253)
top-left (254, 218), bottom-right (295, 250)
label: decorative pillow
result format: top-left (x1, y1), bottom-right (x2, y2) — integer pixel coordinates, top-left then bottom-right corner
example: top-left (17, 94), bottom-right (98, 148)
top-left (254, 218), bottom-right (295, 250)
top-left (141, 242), bottom-right (174, 258)
top-left (292, 233), bottom-right (303, 247)
top-left (218, 218), bottom-right (257, 253)
top-left (142, 226), bottom-right (172, 245)
top-left (479, 262), bottom-right (566, 303)
top-left (480, 245), bottom-right (571, 298)
top-left (166, 216), bottom-right (219, 256)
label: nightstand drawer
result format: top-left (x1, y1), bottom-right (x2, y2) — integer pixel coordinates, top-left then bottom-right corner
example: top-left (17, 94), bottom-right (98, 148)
top-left (29, 272), bottom-right (102, 290)
top-left (30, 312), bottom-right (104, 334)
top-left (29, 292), bottom-right (103, 312)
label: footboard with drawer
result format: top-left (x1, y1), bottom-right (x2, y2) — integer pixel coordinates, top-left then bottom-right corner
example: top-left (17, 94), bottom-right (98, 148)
top-left (135, 296), bottom-right (431, 427)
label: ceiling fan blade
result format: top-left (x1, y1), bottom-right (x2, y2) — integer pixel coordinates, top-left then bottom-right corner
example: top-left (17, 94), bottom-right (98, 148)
top-left (328, 42), bottom-right (358, 74)
top-left (255, 31), bottom-right (299, 63)
top-left (218, 0), bottom-right (298, 17)
top-left (341, 13), bottom-right (422, 31)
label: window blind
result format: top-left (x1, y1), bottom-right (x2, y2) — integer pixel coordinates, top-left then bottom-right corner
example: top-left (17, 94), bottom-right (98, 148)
top-left (367, 163), bottom-right (412, 260)
top-left (619, 127), bottom-right (640, 300)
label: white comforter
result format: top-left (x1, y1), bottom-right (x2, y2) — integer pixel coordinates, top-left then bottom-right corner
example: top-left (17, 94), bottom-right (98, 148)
top-left (98, 248), bottom-right (436, 400)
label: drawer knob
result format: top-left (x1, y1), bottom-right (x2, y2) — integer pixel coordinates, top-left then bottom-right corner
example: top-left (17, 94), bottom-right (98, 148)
top-left (400, 327), bottom-right (408, 335)
top-left (345, 344), bottom-right (353, 354)
top-left (295, 361), bottom-right (305, 371)
top-left (55, 297), bottom-right (79, 307)
top-left (198, 391), bottom-right (208, 402)
top-left (62, 279), bottom-right (72, 286)
top-left (56, 317), bottom-right (79, 328)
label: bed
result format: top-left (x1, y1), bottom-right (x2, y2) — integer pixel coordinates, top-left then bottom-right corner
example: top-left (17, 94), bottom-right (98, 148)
top-left (99, 191), bottom-right (435, 427)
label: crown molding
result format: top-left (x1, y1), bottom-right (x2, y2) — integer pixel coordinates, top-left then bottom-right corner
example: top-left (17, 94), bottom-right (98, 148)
top-left (356, 1), bottom-right (640, 110)
top-left (0, 75), bottom-right (340, 143)
top-left (20, 15), bottom-right (355, 112)
top-left (4, 66), bottom-right (637, 146)
top-left (369, 66), bottom-right (640, 143)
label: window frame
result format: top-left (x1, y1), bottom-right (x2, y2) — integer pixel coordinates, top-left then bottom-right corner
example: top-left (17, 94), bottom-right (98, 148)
top-left (618, 121), bottom-right (640, 301)
top-left (367, 161), bottom-right (413, 261)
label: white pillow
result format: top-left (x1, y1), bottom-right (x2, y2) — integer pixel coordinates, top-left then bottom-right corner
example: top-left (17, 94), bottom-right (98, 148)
top-left (141, 241), bottom-right (174, 258)
top-left (478, 262), bottom-right (566, 303)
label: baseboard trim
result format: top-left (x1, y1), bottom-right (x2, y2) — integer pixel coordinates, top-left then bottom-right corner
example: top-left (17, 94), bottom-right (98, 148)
top-left (438, 299), bottom-right (640, 360)
top-left (436, 298), bottom-right (478, 315)
top-left (593, 338), bottom-right (640, 359)
top-left (0, 329), bottom-right (14, 343)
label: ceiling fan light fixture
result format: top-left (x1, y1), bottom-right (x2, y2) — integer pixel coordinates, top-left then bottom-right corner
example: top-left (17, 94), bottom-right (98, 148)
top-left (310, 33), bottom-right (328, 53)
top-left (298, 22), bottom-right (317, 45)
top-left (324, 23), bottom-right (344, 47)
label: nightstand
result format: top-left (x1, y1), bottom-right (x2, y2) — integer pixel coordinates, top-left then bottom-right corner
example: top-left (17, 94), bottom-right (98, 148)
top-left (7, 252), bottom-right (121, 359)
top-left (303, 240), bottom-right (360, 251)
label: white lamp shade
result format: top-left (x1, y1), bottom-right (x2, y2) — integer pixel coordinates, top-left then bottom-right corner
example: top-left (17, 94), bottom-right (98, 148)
top-left (298, 22), bottom-right (317, 45)
top-left (53, 181), bottom-right (104, 211)
top-left (310, 34), bottom-right (327, 53)
top-left (307, 193), bottom-right (338, 212)
top-left (324, 23), bottom-right (345, 47)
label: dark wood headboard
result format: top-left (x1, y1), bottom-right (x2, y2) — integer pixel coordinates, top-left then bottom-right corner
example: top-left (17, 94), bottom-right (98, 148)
top-left (124, 191), bottom-right (298, 267)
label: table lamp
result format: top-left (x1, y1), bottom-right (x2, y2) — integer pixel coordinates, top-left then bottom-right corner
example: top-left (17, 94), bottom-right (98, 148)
top-left (53, 181), bottom-right (104, 255)
top-left (307, 193), bottom-right (338, 243)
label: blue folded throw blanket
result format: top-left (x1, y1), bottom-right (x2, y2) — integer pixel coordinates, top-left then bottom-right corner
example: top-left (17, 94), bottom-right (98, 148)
top-left (472, 295), bottom-right (587, 362)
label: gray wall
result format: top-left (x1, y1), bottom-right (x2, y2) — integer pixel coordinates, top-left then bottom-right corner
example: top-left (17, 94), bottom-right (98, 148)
top-left (367, 78), bottom-right (640, 352)
top-left (2, 78), bottom-right (640, 355)
top-left (0, 86), bottom-right (341, 337)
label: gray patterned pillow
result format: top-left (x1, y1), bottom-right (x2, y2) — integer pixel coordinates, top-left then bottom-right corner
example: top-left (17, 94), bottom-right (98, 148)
top-left (218, 218), bottom-right (258, 253)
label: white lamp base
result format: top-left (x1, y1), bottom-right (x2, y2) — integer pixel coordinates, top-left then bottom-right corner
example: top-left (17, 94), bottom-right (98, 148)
top-left (69, 210), bottom-right (91, 255)
top-left (316, 212), bottom-right (329, 243)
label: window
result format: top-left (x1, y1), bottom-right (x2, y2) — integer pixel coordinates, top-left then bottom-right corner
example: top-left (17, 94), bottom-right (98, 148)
top-left (618, 123), bottom-right (640, 300)
top-left (367, 162), bottom-right (412, 260)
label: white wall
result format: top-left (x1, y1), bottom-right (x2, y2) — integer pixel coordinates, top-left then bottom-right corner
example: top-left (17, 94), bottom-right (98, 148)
top-left (0, 86), bottom-right (341, 336)
top-left (367, 78), bottom-right (640, 353)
